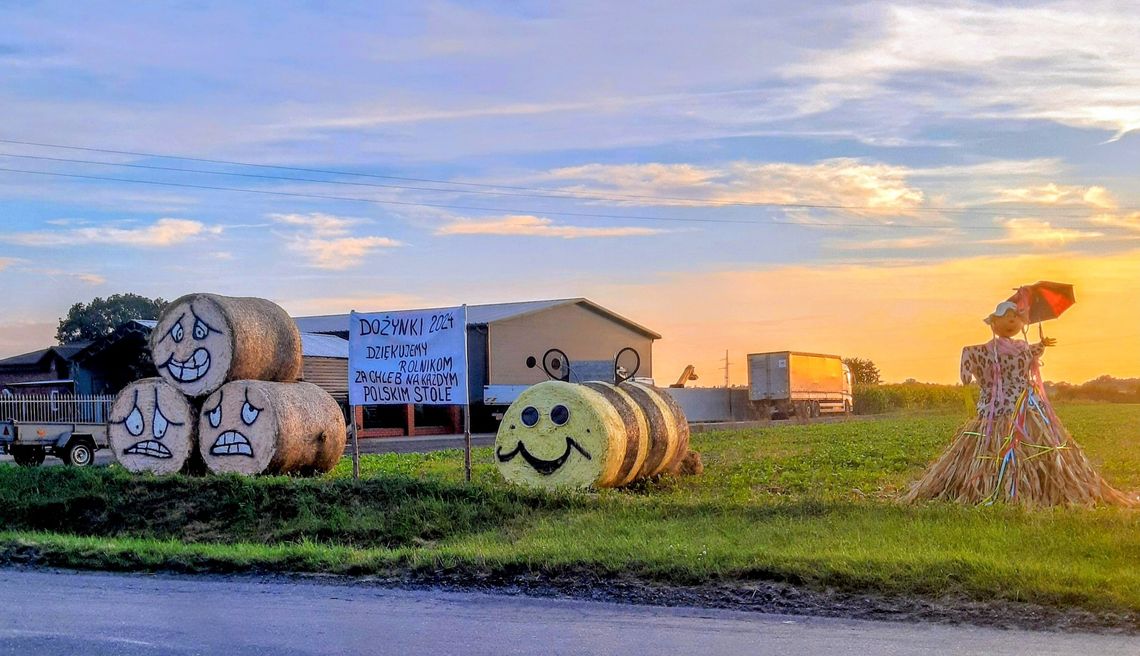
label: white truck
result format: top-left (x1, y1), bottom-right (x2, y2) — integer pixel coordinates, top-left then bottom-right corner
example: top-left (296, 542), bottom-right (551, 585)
top-left (0, 394), bottom-right (111, 467)
top-left (747, 351), bottom-right (853, 419)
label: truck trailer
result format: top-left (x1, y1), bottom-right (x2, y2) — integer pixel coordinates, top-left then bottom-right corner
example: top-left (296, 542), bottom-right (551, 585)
top-left (747, 351), bottom-right (852, 419)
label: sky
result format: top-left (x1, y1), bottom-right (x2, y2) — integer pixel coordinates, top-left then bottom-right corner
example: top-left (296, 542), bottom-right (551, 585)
top-left (0, 1), bottom-right (1138, 385)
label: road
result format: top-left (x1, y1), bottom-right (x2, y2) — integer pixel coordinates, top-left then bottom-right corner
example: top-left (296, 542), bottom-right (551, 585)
top-left (1, 569), bottom-right (1135, 656)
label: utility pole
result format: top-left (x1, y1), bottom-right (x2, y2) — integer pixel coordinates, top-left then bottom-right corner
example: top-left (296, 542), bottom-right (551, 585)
top-left (722, 349), bottom-right (730, 387)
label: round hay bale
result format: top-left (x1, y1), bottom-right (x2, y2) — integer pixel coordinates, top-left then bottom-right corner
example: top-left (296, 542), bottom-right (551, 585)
top-left (619, 382), bottom-right (681, 478)
top-left (495, 381), bottom-right (626, 490)
top-left (582, 381), bottom-right (649, 487)
top-left (627, 381), bottom-right (692, 476)
top-left (149, 293), bottom-right (302, 398)
top-left (198, 380), bottom-right (346, 476)
top-left (109, 378), bottom-right (198, 474)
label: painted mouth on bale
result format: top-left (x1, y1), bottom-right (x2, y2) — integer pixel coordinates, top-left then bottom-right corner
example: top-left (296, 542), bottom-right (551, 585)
top-left (161, 348), bottom-right (211, 383)
top-left (124, 440), bottom-right (172, 459)
top-left (211, 430), bottom-right (253, 457)
top-left (496, 436), bottom-right (591, 476)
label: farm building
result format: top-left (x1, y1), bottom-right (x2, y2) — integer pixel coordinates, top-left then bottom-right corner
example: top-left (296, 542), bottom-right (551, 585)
top-left (294, 297), bottom-right (661, 435)
top-left (0, 343), bottom-right (91, 395)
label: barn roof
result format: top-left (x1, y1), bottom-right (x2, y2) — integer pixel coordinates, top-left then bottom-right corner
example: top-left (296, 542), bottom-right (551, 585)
top-left (0, 342), bottom-right (92, 369)
top-left (294, 298), bottom-right (661, 339)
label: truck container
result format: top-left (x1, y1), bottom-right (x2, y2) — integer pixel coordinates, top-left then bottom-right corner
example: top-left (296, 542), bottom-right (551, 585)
top-left (747, 351), bottom-right (852, 419)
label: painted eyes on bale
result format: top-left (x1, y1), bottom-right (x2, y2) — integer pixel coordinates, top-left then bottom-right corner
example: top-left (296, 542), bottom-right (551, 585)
top-left (241, 401), bottom-right (261, 425)
top-left (521, 406), bottom-right (540, 427)
top-left (151, 389), bottom-right (182, 439)
top-left (207, 399), bottom-right (223, 429)
top-left (193, 318), bottom-right (210, 340)
top-left (551, 404), bottom-right (570, 426)
top-left (518, 405), bottom-right (571, 427)
top-left (125, 405), bottom-right (144, 436)
top-left (169, 321), bottom-right (185, 344)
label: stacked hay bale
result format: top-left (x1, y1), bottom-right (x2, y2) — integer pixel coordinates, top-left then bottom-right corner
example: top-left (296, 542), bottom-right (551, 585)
top-left (494, 380), bottom-right (700, 490)
top-left (109, 293), bottom-right (345, 476)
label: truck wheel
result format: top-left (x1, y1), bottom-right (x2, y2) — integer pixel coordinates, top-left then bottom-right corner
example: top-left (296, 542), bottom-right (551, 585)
top-left (64, 439), bottom-right (95, 467)
top-left (11, 446), bottom-right (46, 467)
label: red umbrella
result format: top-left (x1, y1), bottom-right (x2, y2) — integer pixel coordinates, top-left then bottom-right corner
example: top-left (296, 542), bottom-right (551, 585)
top-left (1007, 281), bottom-right (1075, 324)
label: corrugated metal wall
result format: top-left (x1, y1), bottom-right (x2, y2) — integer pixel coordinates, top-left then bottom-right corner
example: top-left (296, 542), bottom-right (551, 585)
top-left (302, 356), bottom-right (348, 400)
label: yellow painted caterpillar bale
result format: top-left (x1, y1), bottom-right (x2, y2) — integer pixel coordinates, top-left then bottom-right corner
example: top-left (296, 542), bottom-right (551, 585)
top-left (109, 377), bottom-right (198, 475)
top-left (495, 380), bottom-right (696, 490)
top-left (149, 293), bottom-right (302, 398)
top-left (198, 380), bottom-right (346, 476)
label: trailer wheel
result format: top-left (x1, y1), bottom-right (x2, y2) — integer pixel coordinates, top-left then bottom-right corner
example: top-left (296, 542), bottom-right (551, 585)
top-left (64, 438), bottom-right (95, 467)
top-left (11, 446), bottom-right (46, 467)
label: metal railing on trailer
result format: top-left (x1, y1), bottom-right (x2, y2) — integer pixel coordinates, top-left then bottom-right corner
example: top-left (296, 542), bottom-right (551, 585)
top-left (0, 393), bottom-right (114, 424)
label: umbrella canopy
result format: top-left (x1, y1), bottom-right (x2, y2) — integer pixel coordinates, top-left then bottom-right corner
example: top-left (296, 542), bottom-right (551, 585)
top-left (1007, 281), bottom-right (1075, 324)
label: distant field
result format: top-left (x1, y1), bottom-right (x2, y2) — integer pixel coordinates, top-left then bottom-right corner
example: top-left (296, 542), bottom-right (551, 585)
top-left (2, 404), bottom-right (1139, 618)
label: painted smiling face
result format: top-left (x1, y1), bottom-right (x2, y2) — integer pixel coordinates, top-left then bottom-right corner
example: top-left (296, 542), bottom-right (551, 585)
top-left (495, 381), bottom-right (625, 490)
top-left (150, 296), bottom-right (230, 397)
top-left (108, 378), bottom-right (195, 474)
top-left (198, 381), bottom-right (275, 474)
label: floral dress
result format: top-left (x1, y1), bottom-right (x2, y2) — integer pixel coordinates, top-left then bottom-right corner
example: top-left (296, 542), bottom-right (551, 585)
top-left (905, 337), bottom-right (1133, 506)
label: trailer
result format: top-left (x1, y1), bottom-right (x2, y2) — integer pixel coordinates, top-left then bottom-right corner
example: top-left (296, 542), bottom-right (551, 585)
top-left (0, 394), bottom-right (112, 467)
top-left (747, 351), bottom-right (852, 419)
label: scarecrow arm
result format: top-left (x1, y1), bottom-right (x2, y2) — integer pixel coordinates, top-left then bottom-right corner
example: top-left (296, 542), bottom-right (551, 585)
top-left (960, 347), bottom-right (975, 386)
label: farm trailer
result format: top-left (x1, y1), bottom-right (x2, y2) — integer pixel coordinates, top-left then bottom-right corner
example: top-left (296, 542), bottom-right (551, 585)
top-left (0, 394), bottom-right (112, 467)
top-left (747, 351), bottom-right (853, 419)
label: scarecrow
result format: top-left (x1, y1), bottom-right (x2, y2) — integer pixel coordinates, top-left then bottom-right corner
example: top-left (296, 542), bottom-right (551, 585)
top-left (905, 282), bottom-right (1135, 506)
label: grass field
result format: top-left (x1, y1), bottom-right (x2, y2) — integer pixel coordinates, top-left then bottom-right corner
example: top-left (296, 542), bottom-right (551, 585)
top-left (2, 404), bottom-right (1139, 616)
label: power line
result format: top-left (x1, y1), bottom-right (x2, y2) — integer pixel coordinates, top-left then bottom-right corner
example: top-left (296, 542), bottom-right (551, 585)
top-left (0, 137), bottom-right (1131, 215)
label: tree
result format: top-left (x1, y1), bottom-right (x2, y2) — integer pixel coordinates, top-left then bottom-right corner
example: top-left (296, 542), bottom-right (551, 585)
top-left (56, 294), bottom-right (168, 344)
top-left (843, 357), bottom-right (881, 385)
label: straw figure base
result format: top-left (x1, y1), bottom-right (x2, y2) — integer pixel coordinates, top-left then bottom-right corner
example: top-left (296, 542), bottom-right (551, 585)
top-left (904, 413), bottom-right (1135, 507)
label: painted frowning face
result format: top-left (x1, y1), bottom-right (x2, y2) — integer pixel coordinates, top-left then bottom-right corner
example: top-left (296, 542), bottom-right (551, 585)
top-left (198, 382), bottom-right (276, 473)
top-left (151, 297), bottom-right (229, 397)
top-left (108, 378), bottom-right (193, 474)
top-left (494, 381), bottom-right (620, 490)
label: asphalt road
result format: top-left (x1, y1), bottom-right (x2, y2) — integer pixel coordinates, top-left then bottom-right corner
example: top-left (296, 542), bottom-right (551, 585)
top-left (1, 569), bottom-right (1135, 656)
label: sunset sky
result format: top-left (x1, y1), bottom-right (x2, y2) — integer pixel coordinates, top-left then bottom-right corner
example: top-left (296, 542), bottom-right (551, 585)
top-left (1, 2), bottom-right (1138, 385)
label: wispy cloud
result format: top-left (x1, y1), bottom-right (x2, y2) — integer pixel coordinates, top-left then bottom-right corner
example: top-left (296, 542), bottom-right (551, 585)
top-left (986, 218), bottom-right (1104, 247)
top-left (269, 212), bottom-right (401, 269)
top-left (0, 257), bottom-right (16, 271)
top-left (832, 235), bottom-right (948, 251)
top-left (0, 218), bottom-right (221, 247)
top-left (436, 215), bottom-right (667, 239)
top-left (993, 184), bottom-right (1117, 209)
top-left (788, 3), bottom-right (1140, 139)
top-left (540, 159), bottom-right (928, 217)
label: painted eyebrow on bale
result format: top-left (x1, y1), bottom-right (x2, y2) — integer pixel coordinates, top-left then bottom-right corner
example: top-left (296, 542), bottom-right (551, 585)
top-left (157, 313), bottom-right (187, 344)
top-left (109, 389), bottom-right (141, 424)
top-left (189, 305), bottom-right (220, 335)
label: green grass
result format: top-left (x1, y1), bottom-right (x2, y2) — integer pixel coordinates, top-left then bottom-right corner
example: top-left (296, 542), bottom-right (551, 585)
top-left (3, 404), bottom-right (1139, 615)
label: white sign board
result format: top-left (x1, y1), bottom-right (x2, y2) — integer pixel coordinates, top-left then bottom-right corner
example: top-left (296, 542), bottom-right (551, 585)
top-left (348, 307), bottom-right (468, 406)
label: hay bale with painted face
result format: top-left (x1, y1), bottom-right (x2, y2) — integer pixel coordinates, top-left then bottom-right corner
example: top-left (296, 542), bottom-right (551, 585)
top-left (199, 380), bottom-right (346, 476)
top-left (109, 378), bottom-right (198, 474)
top-left (150, 293), bottom-right (302, 398)
top-left (495, 380), bottom-right (695, 490)
top-left (496, 381), bottom-right (629, 490)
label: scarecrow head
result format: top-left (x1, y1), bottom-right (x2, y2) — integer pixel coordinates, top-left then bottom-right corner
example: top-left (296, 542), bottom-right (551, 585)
top-left (984, 300), bottom-right (1027, 338)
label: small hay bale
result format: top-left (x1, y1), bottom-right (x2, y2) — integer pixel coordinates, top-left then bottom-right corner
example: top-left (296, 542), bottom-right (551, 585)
top-left (198, 380), bottom-right (346, 476)
top-left (149, 293), bottom-right (302, 398)
top-left (109, 377), bottom-right (198, 474)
